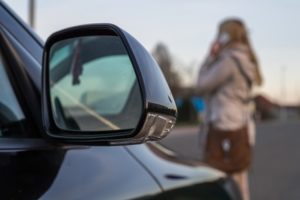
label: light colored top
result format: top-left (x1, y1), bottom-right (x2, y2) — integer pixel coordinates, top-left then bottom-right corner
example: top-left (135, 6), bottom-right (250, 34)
top-left (196, 44), bottom-right (256, 131)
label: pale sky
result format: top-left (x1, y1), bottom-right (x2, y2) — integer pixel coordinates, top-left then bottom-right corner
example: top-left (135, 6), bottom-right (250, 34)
top-left (4, 0), bottom-right (300, 104)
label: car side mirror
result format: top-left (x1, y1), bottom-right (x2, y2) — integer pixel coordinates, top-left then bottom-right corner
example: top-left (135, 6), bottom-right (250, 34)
top-left (42, 24), bottom-right (177, 145)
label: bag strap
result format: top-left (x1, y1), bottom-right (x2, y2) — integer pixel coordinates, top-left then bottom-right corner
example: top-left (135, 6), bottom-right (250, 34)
top-left (231, 55), bottom-right (252, 89)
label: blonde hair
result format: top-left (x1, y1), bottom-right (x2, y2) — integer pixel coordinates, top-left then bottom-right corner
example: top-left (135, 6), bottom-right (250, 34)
top-left (218, 18), bottom-right (263, 86)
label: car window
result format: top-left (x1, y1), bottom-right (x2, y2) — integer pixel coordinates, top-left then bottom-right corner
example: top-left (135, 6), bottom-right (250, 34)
top-left (0, 51), bottom-right (28, 137)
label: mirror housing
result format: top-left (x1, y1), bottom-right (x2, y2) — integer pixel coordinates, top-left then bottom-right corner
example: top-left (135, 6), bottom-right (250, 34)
top-left (42, 24), bottom-right (177, 145)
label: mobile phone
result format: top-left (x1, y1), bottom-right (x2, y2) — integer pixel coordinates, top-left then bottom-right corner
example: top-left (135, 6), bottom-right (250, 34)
top-left (218, 32), bottom-right (230, 46)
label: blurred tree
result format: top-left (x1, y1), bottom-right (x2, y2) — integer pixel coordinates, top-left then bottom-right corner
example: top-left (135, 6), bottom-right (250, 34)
top-left (152, 43), bottom-right (182, 97)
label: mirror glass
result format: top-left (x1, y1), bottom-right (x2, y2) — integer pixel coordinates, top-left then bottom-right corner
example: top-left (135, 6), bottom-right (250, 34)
top-left (49, 35), bottom-right (142, 132)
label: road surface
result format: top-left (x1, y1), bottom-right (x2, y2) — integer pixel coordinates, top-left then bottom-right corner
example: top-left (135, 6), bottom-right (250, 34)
top-left (160, 120), bottom-right (300, 200)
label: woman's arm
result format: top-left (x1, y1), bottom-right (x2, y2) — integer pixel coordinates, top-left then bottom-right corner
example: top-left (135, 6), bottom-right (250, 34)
top-left (196, 56), bottom-right (234, 96)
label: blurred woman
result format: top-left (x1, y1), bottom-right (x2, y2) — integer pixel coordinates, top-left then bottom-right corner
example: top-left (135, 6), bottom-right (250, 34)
top-left (196, 18), bottom-right (263, 200)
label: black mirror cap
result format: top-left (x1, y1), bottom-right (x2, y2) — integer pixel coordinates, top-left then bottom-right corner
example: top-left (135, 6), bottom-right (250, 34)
top-left (42, 23), bottom-right (177, 145)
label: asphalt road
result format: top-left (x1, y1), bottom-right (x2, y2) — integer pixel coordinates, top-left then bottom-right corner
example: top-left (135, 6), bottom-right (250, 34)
top-left (160, 120), bottom-right (300, 200)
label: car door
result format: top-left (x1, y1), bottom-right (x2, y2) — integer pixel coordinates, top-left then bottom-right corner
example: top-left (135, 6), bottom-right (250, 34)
top-left (0, 3), bottom-right (166, 199)
top-left (0, 32), bottom-right (165, 199)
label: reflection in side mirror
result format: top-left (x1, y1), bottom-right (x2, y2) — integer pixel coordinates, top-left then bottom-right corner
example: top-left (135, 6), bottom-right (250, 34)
top-left (49, 35), bottom-right (142, 132)
top-left (42, 24), bottom-right (177, 145)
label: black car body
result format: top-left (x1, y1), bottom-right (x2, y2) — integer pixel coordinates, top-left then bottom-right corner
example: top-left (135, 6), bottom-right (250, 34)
top-left (0, 2), bottom-right (240, 199)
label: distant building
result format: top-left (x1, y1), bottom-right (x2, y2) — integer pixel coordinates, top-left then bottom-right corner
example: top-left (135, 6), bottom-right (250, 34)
top-left (254, 95), bottom-right (280, 120)
top-left (254, 95), bottom-right (300, 120)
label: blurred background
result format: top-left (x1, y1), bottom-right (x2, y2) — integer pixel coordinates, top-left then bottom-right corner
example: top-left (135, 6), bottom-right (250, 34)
top-left (4, 0), bottom-right (300, 199)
